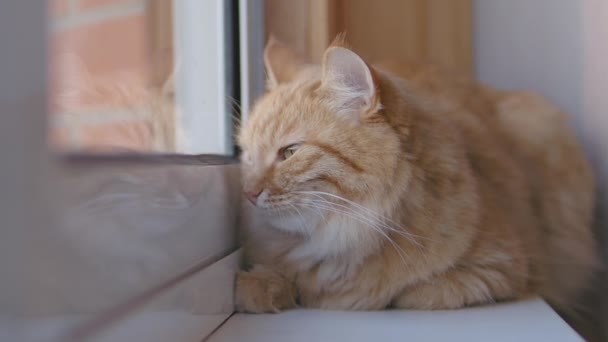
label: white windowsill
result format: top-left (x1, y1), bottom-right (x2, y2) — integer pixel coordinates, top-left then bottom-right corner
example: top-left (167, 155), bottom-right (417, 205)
top-left (19, 298), bottom-right (582, 341)
top-left (208, 299), bottom-right (582, 342)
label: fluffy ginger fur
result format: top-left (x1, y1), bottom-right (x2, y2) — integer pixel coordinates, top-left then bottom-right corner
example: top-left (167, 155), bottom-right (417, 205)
top-left (236, 37), bottom-right (597, 317)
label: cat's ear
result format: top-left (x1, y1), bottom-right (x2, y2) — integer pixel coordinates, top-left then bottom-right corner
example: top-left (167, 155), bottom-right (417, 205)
top-left (321, 46), bottom-right (381, 121)
top-left (264, 35), bottom-right (309, 89)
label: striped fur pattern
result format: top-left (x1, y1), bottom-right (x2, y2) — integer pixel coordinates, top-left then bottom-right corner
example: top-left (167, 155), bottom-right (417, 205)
top-left (236, 37), bottom-right (597, 319)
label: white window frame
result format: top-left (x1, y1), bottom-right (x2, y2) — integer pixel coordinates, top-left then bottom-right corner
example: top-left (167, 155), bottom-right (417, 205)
top-left (173, 0), bottom-right (234, 155)
top-left (173, 0), bottom-right (265, 153)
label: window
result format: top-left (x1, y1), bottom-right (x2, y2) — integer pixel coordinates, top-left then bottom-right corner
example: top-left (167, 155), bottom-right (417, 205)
top-left (48, 0), bottom-right (258, 155)
top-left (3, 1), bottom-right (262, 341)
top-left (50, 0), bottom-right (176, 153)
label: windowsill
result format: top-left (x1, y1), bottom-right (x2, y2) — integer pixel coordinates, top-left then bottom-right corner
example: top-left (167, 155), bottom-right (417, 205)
top-left (208, 299), bottom-right (582, 342)
top-left (19, 296), bottom-right (581, 341)
top-left (22, 313), bottom-right (228, 342)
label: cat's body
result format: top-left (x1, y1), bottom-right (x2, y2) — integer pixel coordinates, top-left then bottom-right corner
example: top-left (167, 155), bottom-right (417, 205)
top-left (236, 37), bottom-right (597, 316)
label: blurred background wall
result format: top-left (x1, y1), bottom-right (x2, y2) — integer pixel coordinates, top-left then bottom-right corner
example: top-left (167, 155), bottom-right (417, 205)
top-left (474, 0), bottom-right (582, 123)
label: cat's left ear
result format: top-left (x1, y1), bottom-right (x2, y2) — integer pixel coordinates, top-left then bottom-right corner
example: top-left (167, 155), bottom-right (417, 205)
top-left (264, 35), bottom-right (310, 89)
top-left (321, 47), bottom-right (381, 121)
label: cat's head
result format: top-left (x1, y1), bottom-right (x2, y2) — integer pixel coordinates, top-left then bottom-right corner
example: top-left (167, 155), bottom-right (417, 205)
top-left (238, 37), bottom-right (403, 234)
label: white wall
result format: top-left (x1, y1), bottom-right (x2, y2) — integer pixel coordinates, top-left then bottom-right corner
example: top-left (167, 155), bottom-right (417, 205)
top-left (582, 1), bottom-right (608, 187)
top-left (582, 1), bottom-right (608, 338)
top-left (474, 0), bottom-right (583, 123)
top-left (474, 0), bottom-right (607, 339)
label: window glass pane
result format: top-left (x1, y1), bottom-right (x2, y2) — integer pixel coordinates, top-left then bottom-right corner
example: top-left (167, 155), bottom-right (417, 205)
top-left (21, 1), bottom-right (243, 339)
top-left (48, 0), bottom-right (235, 155)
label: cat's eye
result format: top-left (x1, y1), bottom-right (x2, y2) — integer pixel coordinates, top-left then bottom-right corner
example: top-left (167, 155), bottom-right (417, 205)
top-left (280, 144), bottom-right (300, 161)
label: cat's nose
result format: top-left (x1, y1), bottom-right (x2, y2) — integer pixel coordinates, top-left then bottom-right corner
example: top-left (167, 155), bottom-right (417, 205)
top-left (244, 188), bottom-right (263, 205)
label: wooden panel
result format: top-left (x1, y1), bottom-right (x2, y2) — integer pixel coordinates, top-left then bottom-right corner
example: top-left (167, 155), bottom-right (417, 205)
top-left (147, 0), bottom-right (174, 87)
top-left (342, 0), bottom-right (428, 63)
top-left (264, 0), bottom-right (473, 73)
top-left (264, 0), bottom-right (310, 57)
top-left (308, 0), bottom-right (342, 62)
top-left (426, 0), bottom-right (472, 74)
top-left (342, 0), bottom-right (471, 73)
top-left (264, 0), bottom-right (341, 63)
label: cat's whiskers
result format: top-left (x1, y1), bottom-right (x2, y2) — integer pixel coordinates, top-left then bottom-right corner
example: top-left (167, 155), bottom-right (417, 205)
top-left (305, 198), bottom-right (412, 243)
top-left (301, 200), bottom-right (382, 233)
top-left (309, 195), bottom-right (441, 262)
top-left (225, 95), bottom-right (242, 121)
top-left (297, 201), bottom-right (412, 269)
top-left (301, 200), bottom-right (417, 264)
top-left (299, 191), bottom-right (425, 239)
top-left (301, 193), bottom-right (440, 263)
top-left (297, 190), bottom-right (439, 245)
top-left (293, 191), bottom-right (440, 265)
top-left (287, 203), bottom-right (311, 237)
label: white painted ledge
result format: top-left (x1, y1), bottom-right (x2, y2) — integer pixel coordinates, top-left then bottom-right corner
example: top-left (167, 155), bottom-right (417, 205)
top-left (209, 299), bottom-right (583, 342)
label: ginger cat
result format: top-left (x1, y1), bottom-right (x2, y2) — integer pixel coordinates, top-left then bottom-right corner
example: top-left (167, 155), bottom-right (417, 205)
top-left (236, 36), bottom-right (597, 320)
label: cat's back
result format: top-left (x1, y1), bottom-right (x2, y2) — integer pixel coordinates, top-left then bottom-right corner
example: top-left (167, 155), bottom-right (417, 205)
top-left (493, 91), bottom-right (597, 308)
top-left (375, 60), bottom-right (496, 117)
top-left (379, 60), bottom-right (597, 314)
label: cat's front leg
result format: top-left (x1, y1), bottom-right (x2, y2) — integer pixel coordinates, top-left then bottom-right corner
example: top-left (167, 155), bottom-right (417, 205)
top-left (235, 264), bottom-right (298, 313)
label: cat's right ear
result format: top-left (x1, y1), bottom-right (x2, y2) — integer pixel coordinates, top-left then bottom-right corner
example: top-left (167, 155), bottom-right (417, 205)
top-left (320, 46), bottom-right (381, 122)
top-left (264, 35), bottom-right (309, 89)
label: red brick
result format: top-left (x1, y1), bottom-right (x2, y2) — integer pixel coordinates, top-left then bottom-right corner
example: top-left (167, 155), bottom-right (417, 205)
top-left (51, 14), bottom-right (150, 78)
top-left (49, 13), bottom-right (152, 112)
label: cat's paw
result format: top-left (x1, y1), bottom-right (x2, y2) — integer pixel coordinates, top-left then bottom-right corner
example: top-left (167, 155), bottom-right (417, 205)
top-left (235, 265), bottom-right (297, 313)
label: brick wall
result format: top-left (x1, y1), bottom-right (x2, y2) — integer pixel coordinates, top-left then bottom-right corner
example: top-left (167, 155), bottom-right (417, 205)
top-left (49, 0), bottom-right (173, 152)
